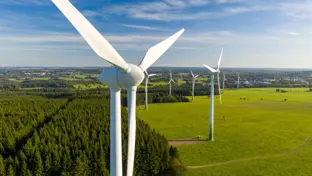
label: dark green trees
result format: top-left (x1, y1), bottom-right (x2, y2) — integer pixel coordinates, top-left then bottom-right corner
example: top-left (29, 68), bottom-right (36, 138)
top-left (0, 96), bottom-right (181, 175)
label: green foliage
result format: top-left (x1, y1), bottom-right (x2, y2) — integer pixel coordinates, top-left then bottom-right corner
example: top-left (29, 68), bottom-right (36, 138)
top-left (0, 97), bottom-right (66, 153)
top-left (0, 96), bottom-right (180, 175)
top-left (0, 155), bottom-right (4, 176)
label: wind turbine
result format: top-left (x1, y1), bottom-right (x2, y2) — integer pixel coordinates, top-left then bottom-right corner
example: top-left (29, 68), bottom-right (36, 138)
top-left (237, 72), bottom-right (240, 89)
top-left (168, 70), bottom-right (176, 96)
top-left (222, 72), bottom-right (227, 91)
top-left (144, 72), bottom-right (157, 110)
top-left (203, 64), bottom-right (217, 141)
top-left (51, 1), bottom-right (184, 176)
top-left (190, 70), bottom-right (199, 101)
top-left (216, 48), bottom-right (223, 104)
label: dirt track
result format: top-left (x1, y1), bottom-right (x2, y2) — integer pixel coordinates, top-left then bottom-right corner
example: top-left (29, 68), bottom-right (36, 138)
top-left (187, 137), bottom-right (312, 169)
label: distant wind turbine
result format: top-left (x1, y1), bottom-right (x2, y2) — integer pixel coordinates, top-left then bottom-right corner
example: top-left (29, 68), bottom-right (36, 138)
top-left (190, 70), bottom-right (199, 101)
top-left (168, 70), bottom-right (176, 96)
top-left (144, 72), bottom-right (157, 110)
top-left (237, 72), bottom-right (240, 89)
top-left (203, 64), bottom-right (217, 141)
top-left (222, 72), bottom-right (227, 91)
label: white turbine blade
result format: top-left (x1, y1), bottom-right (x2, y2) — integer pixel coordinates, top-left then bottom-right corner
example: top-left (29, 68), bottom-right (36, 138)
top-left (217, 73), bottom-right (222, 104)
top-left (51, 0), bottom-right (129, 71)
top-left (171, 79), bottom-right (176, 84)
top-left (168, 80), bottom-right (171, 84)
top-left (195, 75), bottom-right (199, 78)
top-left (190, 70), bottom-right (194, 77)
top-left (148, 74), bottom-right (157, 77)
top-left (139, 29), bottom-right (185, 71)
top-left (203, 64), bottom-right (217, 73)
top-left (217, 48), bottom-right (223, 71)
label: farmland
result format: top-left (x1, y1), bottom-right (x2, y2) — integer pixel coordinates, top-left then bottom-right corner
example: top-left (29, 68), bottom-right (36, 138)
top-left (138, 88), bottom-right (312, 175)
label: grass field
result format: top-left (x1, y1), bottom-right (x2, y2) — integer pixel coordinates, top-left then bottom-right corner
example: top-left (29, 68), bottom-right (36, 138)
top-left (73, 83), bottom-right (108, 89)
top-left (58, 77), bottom-right (79, 81)
top-left (31, 77), bottom-right (50, 80)
top-left (137, 88), bottom-right (312, 175)
top-left (8, 78), bottom-right (23, 82)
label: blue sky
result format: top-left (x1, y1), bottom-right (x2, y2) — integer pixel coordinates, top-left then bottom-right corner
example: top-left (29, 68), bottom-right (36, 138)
top-left (0, 0), bottom-right (311, 68)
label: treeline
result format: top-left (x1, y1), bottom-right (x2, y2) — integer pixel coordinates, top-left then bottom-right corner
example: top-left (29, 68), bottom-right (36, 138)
top-left (0, 96), bottom-right (184, 175)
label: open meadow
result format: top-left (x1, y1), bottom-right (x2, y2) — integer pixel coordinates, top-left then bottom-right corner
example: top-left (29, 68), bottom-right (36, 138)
top-left (137, 88), bottom-right (312, 175)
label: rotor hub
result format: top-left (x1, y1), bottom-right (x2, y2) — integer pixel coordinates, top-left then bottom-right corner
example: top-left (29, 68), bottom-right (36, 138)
top-left (98, 64), bottom-right (145, 89)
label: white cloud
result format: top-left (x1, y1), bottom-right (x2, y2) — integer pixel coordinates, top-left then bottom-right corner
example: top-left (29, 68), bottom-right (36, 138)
top-left (286, 32), bottom-right (299, 36)
top-left (120, 24), bottom-right (166, 31)
top-left (164, 0), bottom-right (186, 7)
top-left (279, 1), bottom-right (312, 20)
top-left (224, 5), bottom-right (271, 14)
top-left (215, 0), bottom-right (246, 4)
top-left (0, 0), bottom-right (49, 5)
top-left (81, 10), bottom-right (101, 17)
top-left (188, 0), bottom-right (210, 6)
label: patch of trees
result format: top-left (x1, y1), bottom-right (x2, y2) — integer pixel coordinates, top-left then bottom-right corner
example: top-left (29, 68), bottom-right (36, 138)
top-left (0, 97), bottom-right (183, 175)
top-left (0, 97), bottom-right (67, 155)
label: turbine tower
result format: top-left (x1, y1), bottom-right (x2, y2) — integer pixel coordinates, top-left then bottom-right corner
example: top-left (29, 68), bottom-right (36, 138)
top-left (144, 72), bottom-right (157, 110)
top-left (51, 1), bottom-right (184, 176)
top-left (203, 64), bottom-right (217, 141)
top-left (190, 70), bottom-right (199, 101)
top-left (237, 72), bottom-right (240, 89)
top-left (216, 48), bottom-right (223, 104)
top-left (168, 70), bottom-right (176, 96)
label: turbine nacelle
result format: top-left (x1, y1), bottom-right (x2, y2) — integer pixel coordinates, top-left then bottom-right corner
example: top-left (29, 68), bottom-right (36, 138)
top-left (99, 64), bottom-right (145, 89)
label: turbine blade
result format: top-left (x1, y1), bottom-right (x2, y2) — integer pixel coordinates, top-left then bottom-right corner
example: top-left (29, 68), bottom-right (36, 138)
top-left (171, 79), bottom-right (176, 84)
top-left (217, 48), bottom-right (223, 71)
top-left (149, 74), bottom-right (157, 77)
top-left (51, 0), bottom-right (130, 71)
top-left (203, 64), bottom-right (217, 73)
top-left (190, 70), bottom-right (194, 77)
top-left (195, 75), bottom-right (199, 78)
top-left (139, 29), bottom-right (185, 71)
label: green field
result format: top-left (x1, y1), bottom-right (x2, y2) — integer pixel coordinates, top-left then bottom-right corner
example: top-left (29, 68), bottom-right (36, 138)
top-left (73, 83), bottom-right (108, 89)
top-left (58, 77), bottom-right (78, 81)
top-left (31, 77), bottom-right (50, 80)
top-left (137, 88), bottom-right (312, 175)
top-left (8, 78), bottom-right (23, 82)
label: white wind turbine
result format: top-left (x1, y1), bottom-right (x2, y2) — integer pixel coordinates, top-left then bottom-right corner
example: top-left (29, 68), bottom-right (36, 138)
top-left (51, 1), bottom-right (184, 176)
top-left (222, 72), bottom-right (227, 91)
top-left (216, 48), bottom-right (223, 104)
top-left (144, 72), bottom-right (157, 110)
top-left (190, 70), bottom-right (199, 101)
top-left (237, 72), bottom-right (240, 89)
top-left (203, 64), bottom-right (217, 141)
top-left (168, 70), bottom-right (176, 96)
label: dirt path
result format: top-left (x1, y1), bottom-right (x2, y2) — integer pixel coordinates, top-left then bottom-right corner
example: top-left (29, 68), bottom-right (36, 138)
top-left (187, 137), bottom-right (312, 169)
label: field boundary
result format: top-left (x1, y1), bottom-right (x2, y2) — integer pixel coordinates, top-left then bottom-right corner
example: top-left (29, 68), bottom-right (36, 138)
top-left (187, 136), bottom-right (312, 169)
